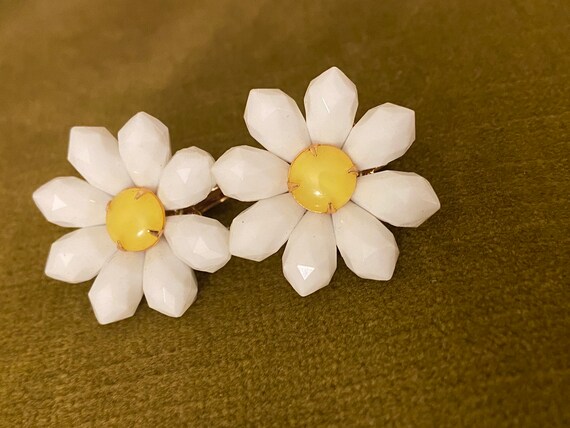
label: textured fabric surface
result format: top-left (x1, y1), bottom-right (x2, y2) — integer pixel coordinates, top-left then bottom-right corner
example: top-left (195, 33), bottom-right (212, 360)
top-left (0, 0), bottom-right (568, 426)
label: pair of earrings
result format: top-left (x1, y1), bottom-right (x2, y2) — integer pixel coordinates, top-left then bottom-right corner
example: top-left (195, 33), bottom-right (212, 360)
top-left (33, 67), bottom-right (441, 325)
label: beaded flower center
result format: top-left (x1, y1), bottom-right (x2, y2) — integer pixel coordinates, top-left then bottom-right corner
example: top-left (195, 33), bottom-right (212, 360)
top-left (106, 188), bottom-right (165, 252)
top-left (288, 145), bottom-right (357, 214)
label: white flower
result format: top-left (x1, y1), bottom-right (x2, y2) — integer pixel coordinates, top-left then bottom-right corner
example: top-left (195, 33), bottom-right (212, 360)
top-left (33, 112), bottom-right (230, 324)
top-left (213, 67), bottom-right (440, 297)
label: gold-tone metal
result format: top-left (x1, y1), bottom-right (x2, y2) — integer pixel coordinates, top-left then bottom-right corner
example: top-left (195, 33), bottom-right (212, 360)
top-left (148, 230), bottom-right (162, 238)
top-left (347, 165), bottom-right (359, 175)
top-left (287, 182), bottom-right (300, 192)
top-left (358, 166), bottom-right (383, 177)
top-left (167, 186), bottom-right (229, 216)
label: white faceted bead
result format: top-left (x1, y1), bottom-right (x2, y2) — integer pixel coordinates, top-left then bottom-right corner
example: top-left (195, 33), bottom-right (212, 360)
top-left (45, 226), bottom-right (116, 284)
top-left (230, 193), bottom-right (305, 261)
top-left (352, 171), bottom-right (441, 227)
top-left (88, 251), bottom-right (144, 325)
top-left (333, 202), bottom-right (399, 281)
top-left (164, 215), bottom-right (230, 273)
top-left (244, 89), bottom-right (311, 162)
top-left (33, 177), bottom-right (111, 228)
top-left (157, 147), bottom-right (215, 210)
top-left (343, 103), bottom-right (415, 170)
top-left (304, 66), bottom-right (358, 147)
top-left (68, 127), bottom-right (134, 195)
top-left (143, 240), bottom-right (198, 318)
top-left (282, 212), bottom-right (337, 296)
top-left (212, 145), bottom-right (289, 202)
top-left (118, 112), bottom-right (171, 190)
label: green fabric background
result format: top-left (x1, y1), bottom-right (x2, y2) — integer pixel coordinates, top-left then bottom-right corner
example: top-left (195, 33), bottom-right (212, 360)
top-left (0, 0), bottom-right (568, 426)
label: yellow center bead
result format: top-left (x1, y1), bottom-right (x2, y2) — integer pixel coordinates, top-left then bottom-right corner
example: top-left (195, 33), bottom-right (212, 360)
top-left (288, 144), bottom-right (358, 214)
top-left (106, 188), bottom-right (165, 252)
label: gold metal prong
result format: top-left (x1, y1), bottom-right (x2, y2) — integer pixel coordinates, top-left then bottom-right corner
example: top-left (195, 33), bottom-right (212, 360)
top-left (288, 181), bottom-right (300, 192)
top-left (326, 203), bottom-right (337, 214)
top-left (348, 165), bottom-right (359, 175)
top-left (148, 229), bottom-right (161, 238)
top-left (134, 189), bottom-right (146, 200)
top-left (309, 144), bottom-right (319, 156)
top-left (106, 201), bottom-right (111, 212)
top-left (116, 241), bottom-right (125, 251)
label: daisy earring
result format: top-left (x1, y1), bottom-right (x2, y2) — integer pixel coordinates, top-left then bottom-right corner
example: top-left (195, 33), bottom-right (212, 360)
top-left (33, 112), bottom-right (231, 324)
top-left (212, 67), bottom-right (441, 297)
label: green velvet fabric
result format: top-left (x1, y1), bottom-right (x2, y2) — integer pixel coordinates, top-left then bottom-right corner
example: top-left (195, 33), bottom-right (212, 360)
top-left (0, 0), bottom-right (568, 425)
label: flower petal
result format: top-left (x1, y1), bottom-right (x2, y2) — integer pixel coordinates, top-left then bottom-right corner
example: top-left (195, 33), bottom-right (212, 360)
top-left (33, 177), bottom-right (111, 227)
top-left (304, 67), bottom-right (358, 148)
top-left (230, 193), bottom-right (305, 261)
top-left (282, 212), bottom-right (337, 296)
top-left (333, 202), bottom-right (399, 280)
top-left (45, 226), bottom-right (116, 284)
top-left (212, 145), bottom-right (289, 202)
top-left (164, 215), bottom-right (230, 273)
top-left (68, 127), bottom-right (134, 195)
top-left (143, 239), bottom-right (198, 318)
top-left (118, 112), bottom-right (171, 190)
top-left (157, 147), bottom-right (215, 210)
top-left (244, 89), bottom-right (311, 162)
top-left (352, 171), bottom-right (440, 227)
top-left (343, 103), bottom-right (415, 170)
top-left (88, 251), bottom-right (144, 325)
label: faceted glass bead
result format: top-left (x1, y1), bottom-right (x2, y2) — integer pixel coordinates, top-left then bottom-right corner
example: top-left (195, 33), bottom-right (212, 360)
top-left (288, 145), bottom-right (357, 213)
top-left (106, 188), bottom-right (165, 252)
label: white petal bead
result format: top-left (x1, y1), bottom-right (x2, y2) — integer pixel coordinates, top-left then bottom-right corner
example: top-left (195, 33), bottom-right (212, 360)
top-left (118, 112), bottom-right (171, 190)
top-left (45, 226), bottom-right (116, 284)
top-left (333, 202), bottom-right (399, 281)
top-left (343, 103), bottom-right (415, 170)
top-left (88, 251), bottom-right (144, 325)
top-left (212, 146), bottom-right (289, 202)
top-left (304, 66), bottom-right (358, 148)
top-left (33, 177), bottom-right (111, 228)
top-left (230, 193), bottom-right (305, 261)
top-left (282, 212), bottom-right (337, 297)
top-left (352, 171), bottom-right (441, 227)
top-left (143, 240), bottom-right (198, 318)
top-left (157, 147), bottom-right (215, 210)
top-left (244, 89), bottom-right (311, 162)
top-left (68, 126), bottom-right (134, 195)
top-left (164, 215), bottom-right (230, 273)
